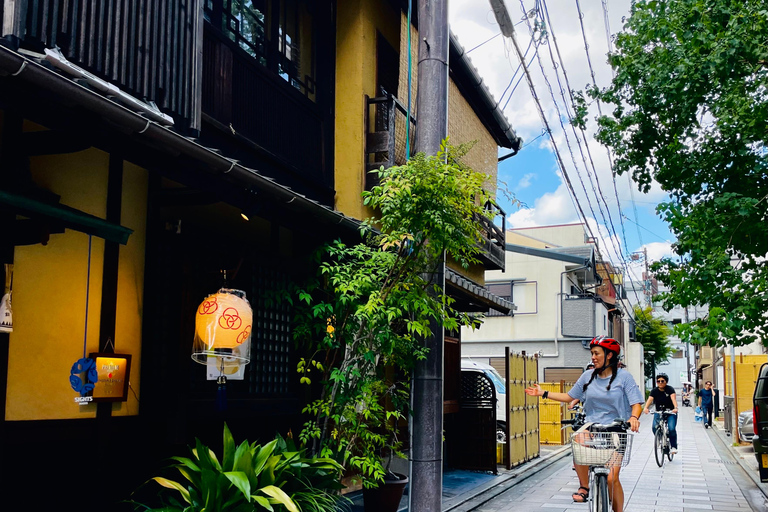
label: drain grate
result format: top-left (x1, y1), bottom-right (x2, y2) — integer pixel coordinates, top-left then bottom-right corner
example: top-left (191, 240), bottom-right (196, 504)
top-left (708, 458), bottom-right (738, 465)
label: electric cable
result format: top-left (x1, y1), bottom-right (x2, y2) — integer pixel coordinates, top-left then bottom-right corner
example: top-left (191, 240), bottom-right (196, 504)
top-left (503, 3), bottom-right (600, 257)
top-left (540, 0), bottom-right (639, 311)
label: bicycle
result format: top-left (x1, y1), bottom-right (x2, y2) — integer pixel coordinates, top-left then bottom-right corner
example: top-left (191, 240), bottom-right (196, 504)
top-left (654, 410), bottom-right (676, 467)
top-left (566, 419), bottom-right (633, 512)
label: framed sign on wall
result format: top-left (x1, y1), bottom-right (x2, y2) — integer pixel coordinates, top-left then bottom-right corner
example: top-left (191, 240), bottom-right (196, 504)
top-left (88, 353), bottom-right (132, 402)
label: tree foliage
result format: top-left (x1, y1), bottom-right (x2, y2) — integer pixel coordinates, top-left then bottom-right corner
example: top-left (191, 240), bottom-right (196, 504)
top-left (634, 306), bottom-right (673, 381)
top-left (291, 143), bottom-right (491, 487)
top-left (589, 0), bottom-right (768, 347)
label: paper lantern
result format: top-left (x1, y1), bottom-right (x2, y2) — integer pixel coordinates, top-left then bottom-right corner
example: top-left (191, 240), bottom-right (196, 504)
top-left (192, 288), bottom-right (252, 367)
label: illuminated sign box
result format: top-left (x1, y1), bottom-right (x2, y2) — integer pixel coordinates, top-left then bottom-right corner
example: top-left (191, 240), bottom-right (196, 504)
top-left (88, 353), bottom-right (132, 402)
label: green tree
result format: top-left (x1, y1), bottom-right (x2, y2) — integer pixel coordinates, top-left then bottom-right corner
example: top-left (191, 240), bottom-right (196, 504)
top-left (634, 306), bottom-right (673, 382)
top-left (588, 0), bottom-right (768, 347)
top-left (292, 142), bottom-right (491, 488)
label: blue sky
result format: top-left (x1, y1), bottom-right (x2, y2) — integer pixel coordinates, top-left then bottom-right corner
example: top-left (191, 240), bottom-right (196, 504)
top-left (449, 0), bottom-right (678, 280)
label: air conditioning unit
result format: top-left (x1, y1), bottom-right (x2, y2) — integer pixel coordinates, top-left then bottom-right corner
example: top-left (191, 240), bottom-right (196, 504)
top-left (561, 296), bottom-right (609, 338)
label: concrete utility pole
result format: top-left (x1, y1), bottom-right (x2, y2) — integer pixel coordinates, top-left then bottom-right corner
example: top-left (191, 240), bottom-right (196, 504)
top-left (409, 0), bottom-right (449, 511)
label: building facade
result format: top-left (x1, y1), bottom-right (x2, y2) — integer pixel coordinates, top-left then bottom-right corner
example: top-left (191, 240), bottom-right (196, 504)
top-left (0, 0), bottom-right (519, 504)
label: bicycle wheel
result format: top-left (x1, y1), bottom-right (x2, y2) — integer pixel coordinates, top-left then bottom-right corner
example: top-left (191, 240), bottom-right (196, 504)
top-left (654, 428), bottom-right (665, 467)
top-left (667, 431), bottom-right (674, 461)
top-left (592, 473), bottom-right (610, 512)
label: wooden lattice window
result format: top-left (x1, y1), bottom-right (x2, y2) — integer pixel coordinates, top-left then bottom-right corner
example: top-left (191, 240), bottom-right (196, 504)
top-left (248, 265), bottom-right (293, 395)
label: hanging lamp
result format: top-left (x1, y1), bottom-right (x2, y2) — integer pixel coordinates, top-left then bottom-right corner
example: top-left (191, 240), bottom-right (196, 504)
top-left (192, 288), bottom-right (252, 367)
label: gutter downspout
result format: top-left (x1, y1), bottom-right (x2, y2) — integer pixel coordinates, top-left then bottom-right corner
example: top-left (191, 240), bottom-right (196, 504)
top-left (0, 46), bottom-right (362, 233)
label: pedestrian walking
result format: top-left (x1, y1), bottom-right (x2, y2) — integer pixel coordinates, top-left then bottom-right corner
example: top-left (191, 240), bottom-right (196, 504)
top-left (525, 336), bottom-right (643, 512)
top-left (698, 380), bottom-right (717, 428)
top-left (643, 372), bottom-right (679, 454)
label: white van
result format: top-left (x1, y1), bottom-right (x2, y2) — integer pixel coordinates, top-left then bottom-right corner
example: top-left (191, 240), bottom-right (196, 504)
top-left (461, 359), bottom-right (507, 443)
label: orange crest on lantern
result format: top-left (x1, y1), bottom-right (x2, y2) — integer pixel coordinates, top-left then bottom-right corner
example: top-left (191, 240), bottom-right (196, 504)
top-left (192, 289), bottom-right (252, 367)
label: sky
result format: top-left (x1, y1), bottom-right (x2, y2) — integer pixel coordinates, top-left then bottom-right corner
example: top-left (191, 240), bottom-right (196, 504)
top-left (447, 0), bottom-right (677, 283)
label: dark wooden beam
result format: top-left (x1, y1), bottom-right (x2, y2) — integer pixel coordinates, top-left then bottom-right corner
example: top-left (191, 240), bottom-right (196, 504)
top-left (0, 112), bottom-right (22, 448)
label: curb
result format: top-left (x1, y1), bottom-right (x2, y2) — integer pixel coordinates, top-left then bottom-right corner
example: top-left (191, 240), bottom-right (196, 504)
top-left (709, 423), bottom-right (768, 502)
top-left (441, 445), bottom-right (572, 511)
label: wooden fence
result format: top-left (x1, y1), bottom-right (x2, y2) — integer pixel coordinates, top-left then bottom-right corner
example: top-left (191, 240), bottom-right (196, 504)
top-left (504, 349), bottom-right (540, 468)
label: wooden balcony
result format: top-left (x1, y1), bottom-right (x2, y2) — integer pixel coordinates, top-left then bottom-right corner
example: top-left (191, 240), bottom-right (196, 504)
top-left (474, 201), bottom-right (506, 271)
top-left (364, 94), bottom-right (506, 271)
top-left (364, 93), bottom-right (416, 190)
top-left (12, 0), bottom-right (202, 130)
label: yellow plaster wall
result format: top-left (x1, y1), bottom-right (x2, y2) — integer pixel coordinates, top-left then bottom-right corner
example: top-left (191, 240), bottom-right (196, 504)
top-left (334, 0), bottom-right (399, 221)
top-left (6, 146), bottom-right (147, 420)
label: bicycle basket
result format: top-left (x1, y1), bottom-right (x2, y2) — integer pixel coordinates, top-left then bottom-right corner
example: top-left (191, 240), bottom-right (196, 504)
top-left (570, 431), bottom-right (632, 467)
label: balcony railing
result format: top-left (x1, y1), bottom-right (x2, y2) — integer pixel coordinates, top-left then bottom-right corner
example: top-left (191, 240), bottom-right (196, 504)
top-left (364, 93), bottom-right (416, 190)
top-left (15, 0), bottom-right (202, 130)
top-left (363, 96), bottom-right (506, 271)
top-left (475, 201), bottom-right (506, 271)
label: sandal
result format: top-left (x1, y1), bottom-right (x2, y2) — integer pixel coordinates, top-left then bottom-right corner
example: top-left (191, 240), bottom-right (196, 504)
top-left (572, 486), bottom-right (589, 503)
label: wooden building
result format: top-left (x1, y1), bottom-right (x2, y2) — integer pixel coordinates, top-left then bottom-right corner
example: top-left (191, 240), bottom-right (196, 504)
top-left (0, 0), bottom-right (519, 504)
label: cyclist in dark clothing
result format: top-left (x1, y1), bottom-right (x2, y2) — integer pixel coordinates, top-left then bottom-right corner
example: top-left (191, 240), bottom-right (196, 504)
top-left (698, 381), bottom-right (717, 428)
top-left (643, 373), bottom-right (678, 453)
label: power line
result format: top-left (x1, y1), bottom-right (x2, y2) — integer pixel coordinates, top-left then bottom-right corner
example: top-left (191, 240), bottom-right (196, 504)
top-left (516, 0), bottom-right (627, 276)
top-left (622, 214), bottom-right (670, 242)
top-left (499, 6), bottom-right (597, 250)
top-left (527, 0), bottom-right (640, 312)
top-left (467, 32), bottom-right (502, 54)
top-left (497, 34), bottom-right (535, 108)
top-left (540, 0), bottom-right (628, 268)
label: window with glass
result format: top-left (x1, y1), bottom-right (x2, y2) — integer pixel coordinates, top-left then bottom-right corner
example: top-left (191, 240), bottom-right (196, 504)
top-left (205, 0), bottom-right (316, 99)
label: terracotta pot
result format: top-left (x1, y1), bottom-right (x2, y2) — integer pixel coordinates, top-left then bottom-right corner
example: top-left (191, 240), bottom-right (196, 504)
top-left (362, 473), bottom-right (408, 512)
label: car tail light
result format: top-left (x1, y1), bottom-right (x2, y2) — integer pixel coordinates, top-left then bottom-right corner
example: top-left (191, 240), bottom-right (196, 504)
top-left (755, 406), bottom-right (760, 436)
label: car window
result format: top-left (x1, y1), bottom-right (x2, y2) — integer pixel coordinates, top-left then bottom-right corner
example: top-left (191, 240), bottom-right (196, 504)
top-left (756, 364), bottom-right (768, 400)
top-left (486, 369), bottom-right (506, 394)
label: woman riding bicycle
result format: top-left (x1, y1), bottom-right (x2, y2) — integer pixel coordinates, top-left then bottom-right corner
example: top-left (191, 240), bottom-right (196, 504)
top-left (525, 336), bottom-right (643, 512)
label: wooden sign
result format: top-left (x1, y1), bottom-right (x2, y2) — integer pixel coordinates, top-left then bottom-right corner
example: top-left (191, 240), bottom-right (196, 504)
top-left (88, 353), bottom-right (132, 402)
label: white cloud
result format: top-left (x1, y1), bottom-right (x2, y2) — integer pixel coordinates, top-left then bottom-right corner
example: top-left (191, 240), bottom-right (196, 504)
top-left (516, 172), bottom-right (536, 189)
top-left (507, 182), bottom-right (579, 227)
top-left (642, 241), bottom-right (675, 262)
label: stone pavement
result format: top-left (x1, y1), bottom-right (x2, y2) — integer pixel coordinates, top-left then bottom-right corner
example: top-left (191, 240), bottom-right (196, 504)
top-left (453, 406), bottom-right (768, 512)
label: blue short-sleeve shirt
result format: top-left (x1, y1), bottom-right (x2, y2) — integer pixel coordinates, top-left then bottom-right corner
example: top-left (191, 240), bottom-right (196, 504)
top-left (568, 369), bottom-right (644, 425)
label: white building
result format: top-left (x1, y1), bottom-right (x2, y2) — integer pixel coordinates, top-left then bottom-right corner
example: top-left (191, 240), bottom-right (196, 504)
top-left (463, 224), bottom-right (641, 384)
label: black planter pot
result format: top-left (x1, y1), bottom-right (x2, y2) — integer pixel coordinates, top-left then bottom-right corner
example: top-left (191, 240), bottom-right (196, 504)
top-left (362, 473), bottom-right (408, 512)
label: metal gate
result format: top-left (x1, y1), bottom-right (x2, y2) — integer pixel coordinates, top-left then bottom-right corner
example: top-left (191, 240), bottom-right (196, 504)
top-left (504, 348), bottom-right (540, 468)
top-left (454, 371), bottom-right (498, 473)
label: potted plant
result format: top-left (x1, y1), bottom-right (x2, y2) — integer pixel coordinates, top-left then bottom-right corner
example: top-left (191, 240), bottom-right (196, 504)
top-left (129, 424), bottom-right (347, 512)
top-left (291, 142), bottom-right (493, 509)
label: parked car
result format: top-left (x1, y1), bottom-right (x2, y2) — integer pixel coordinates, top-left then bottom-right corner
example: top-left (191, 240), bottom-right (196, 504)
top-left (461, 359), bottom-right (507, 444)
top-left (738, 411), bottom-right (754, 442)
top-left (753, 363), bottom-right (768, 482)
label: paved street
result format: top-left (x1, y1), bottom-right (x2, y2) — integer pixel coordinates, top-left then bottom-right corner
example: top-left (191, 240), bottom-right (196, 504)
top-left (453, 407), bottom-right (768, 512)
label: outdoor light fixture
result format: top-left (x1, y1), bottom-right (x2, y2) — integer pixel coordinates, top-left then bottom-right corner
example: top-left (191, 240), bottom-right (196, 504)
top-left (192, 288), bottom-right (252, 367)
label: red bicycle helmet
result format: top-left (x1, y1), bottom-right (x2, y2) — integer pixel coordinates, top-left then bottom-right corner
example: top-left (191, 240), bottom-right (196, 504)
top-left (590, 336), bottom-right (620, 355)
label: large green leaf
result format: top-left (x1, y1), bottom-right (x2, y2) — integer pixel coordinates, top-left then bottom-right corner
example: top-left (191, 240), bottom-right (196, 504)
top-left (258, 455), bottom-right (281, 487)
top-left (152, 477), bottom-right (191, 505)
top-left (259, 485), bottom-right (299, 512)
top-left (251, 495), bottom-right (274, 511)
top-left (223, 471), bottom-right (251, 501)
top-left (252, 439), bottom-right (278, 474)
top-left (171, 456), bottom-right (201, 473)
top-left (222, 423), bottom-right (236, 471)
